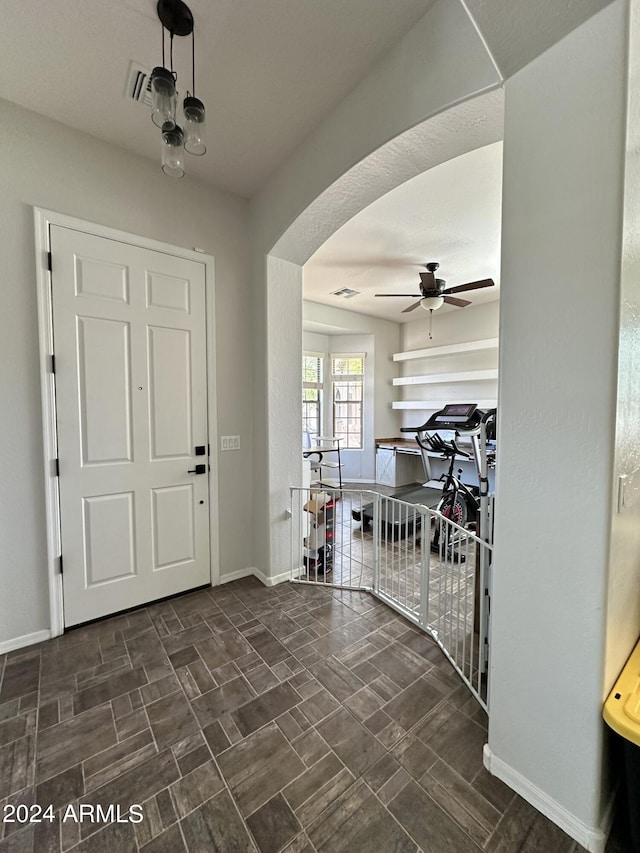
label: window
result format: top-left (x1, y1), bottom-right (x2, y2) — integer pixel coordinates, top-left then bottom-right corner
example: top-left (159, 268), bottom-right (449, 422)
top-left (302, 353), bottom-right (323, 440)
top-left (332, 355), bottom-right (364, 449)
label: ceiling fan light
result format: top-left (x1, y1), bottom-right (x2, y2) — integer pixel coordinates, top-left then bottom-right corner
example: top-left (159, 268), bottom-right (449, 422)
top-left (161, 122), bottom-right (185, 177)
top-left (183, 96), bottom-right (206, 155)
top-left (420, 296), bottom-right (444, 311)
top-left (150, 66), bottom-right (177, 128)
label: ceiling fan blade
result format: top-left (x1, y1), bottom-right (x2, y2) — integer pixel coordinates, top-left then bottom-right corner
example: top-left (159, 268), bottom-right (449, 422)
top-left (443, 278), bottom-right (495, 295)
top-left (374, 293), bottom-right (421, 297)
top-left (402, 300), bottom-right (422, 313)
top-left (419, 271), bottom-right (436, 288)
top-left (443, 295), bottom-right (471, 308)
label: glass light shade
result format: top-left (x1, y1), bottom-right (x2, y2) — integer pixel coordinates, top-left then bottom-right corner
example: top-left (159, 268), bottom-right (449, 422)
top-left (183, 96), bottom-right (206, 155)
top-left (420, 296), bottom-right (444, 311)
top-left (161, 123), bottom-right (185, 177)
top-left (150, 67), bottom-right (177, 129)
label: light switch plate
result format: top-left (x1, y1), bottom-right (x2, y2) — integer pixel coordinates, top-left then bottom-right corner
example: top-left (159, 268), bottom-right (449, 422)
top-left (221, 435), bottom-right (240, 451)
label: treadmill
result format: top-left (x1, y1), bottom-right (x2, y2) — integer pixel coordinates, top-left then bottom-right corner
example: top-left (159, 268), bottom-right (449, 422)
top-left (353, 403), bottom-right (485, 538)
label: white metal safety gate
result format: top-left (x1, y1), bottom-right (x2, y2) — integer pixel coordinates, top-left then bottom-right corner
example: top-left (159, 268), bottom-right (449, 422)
top-left (290, 487), bottom-right (492, 710)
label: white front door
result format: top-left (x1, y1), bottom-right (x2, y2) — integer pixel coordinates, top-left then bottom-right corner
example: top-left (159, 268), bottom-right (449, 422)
top-left (50, 225), bottom-right (211, 626)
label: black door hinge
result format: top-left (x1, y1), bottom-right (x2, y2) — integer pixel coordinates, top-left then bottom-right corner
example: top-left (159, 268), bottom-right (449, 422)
top-left (59, 555), bottom-right (63, 575)
top-left (54, 458), bottom-right (60, 477)
top-left (50, 354), bottom-right (56, 374)
top-left (47, 251), bottom-right (52, 272)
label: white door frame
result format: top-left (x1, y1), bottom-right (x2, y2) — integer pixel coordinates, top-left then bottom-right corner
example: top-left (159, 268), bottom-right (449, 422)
top-left (34, 207), bottom-right (220, 637)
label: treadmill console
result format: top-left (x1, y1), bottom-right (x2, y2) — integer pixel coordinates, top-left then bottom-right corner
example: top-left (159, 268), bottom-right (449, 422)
top-left (425, 403), bottom-right (482, 431)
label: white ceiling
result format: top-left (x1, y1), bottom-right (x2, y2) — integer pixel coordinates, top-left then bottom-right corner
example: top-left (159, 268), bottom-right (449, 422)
top-left (303, 141), bottom-right (503, 324)
top-left (0, 0), bottom-right (435, 197)
top-left (463, 0), bottom-right (613, 80)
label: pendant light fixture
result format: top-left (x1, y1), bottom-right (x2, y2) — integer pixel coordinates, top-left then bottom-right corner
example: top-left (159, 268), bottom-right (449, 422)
top-left (150, 0), bottom-right (206, 178)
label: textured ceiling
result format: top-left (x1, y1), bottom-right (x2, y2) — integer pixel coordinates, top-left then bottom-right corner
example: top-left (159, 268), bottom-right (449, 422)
top-left (0, 0), bottom-right (614, 197)
top-left (463, 0), bottom-right (614, 79)
top-left (304, 142), bottom-right (503, 324)
top-left (0, 0), bottom-right (435, 197)
top-left (300, 0), bottom-right (614, 326)
top-left (0, 0), bottom-right (615, 315)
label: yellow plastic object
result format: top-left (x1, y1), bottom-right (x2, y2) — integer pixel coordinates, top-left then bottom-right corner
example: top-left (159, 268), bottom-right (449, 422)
top-left (604, 638), bottom-right (640, 748)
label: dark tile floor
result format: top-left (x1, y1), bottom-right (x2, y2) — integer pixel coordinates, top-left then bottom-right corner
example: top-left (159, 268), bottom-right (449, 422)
top-left (0, 578), bottom-right (616, 852)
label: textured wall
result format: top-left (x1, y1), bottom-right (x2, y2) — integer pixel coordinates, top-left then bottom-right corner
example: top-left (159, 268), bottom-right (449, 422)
top-left (606, 0), bottom-right (640, 691)
top-left (488, 2), bottom-right (626, 842)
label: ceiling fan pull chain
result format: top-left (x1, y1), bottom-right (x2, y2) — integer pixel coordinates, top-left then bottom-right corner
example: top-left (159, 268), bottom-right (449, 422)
top-left (428, 309), bottom-right (433, 340)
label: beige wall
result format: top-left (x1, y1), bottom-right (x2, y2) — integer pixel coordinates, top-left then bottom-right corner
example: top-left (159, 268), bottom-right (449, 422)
top-left (488, 3), bottom-right (627, 844)
top-left (399, 300), bottom-right (499, 426)
top-left (0, 98), bottom-right (252, 645)
top-left (606, 0), bottom-right (640, 692)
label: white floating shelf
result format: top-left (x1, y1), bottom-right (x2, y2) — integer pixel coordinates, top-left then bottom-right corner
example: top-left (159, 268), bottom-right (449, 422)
top-left (393, 369), bottom-right (498, 387)
top-left (393, 337), bottom-right (499, 362)
top-left (392, 399), bottom-right (498, 410)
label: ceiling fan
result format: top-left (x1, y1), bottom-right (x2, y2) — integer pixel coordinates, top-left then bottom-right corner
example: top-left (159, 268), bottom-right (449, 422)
top-left (375, 262), bottom-right (495, 314)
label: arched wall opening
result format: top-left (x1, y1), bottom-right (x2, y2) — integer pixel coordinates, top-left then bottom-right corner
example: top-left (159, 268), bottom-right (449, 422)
top-left (250, 3), bottom-right (634, 849)
top-left (255, 86), bottom-right (505, 584)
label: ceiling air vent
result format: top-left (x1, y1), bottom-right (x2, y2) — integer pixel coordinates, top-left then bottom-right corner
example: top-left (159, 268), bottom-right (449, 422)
top-left (124, 61), bottom-right (153, 108)
top-left (332, 288), bottom-right (360, 299)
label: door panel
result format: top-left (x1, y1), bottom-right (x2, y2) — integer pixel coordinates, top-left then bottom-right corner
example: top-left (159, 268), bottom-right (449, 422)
top-left (50, 225), bottom-right (210, 626)
top-left (77, 317), bottom-right (133, 465)
top-left (152, 485), bottom-right (195, 569)
top-left (147, 326), bottom-right (192, 459)
top-left (75, 255), bottom-right (129, 303)
top-left (146, 271), bottom-right (190, 313)
top-left (83, 492), bottom-right (137, 584)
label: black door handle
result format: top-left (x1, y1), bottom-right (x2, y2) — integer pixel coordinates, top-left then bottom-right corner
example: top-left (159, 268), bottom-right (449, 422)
top-left (188, 464), bottom-right (207, 475)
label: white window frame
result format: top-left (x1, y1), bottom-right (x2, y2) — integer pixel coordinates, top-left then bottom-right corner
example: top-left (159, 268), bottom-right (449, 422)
top-left (302, 352), bottom-right (324, 441)
top-left (331, 353), bottom-right (365, 450)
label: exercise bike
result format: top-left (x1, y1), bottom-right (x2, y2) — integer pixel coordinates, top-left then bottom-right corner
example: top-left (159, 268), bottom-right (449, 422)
top-left (419, 432), bottom-right (479, 554)
top-left (403, 403), bottom-right (488, 556)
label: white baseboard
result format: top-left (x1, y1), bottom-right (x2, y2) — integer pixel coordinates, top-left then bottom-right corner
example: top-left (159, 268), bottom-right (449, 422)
top-left (216, 567), bottom-right (296, 588)
top-left (0, 629), bottom-right (52, 655)
top-left (483, 745), bottom-right (610, 853)
top-left (253, 567), bottom-right (299, 587)
top-left (216, 567), bottom-right (257, 585)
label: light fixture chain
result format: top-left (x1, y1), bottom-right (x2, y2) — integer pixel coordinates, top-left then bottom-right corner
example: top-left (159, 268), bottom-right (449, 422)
top-left (192, 29), bottom-right (196, 95)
